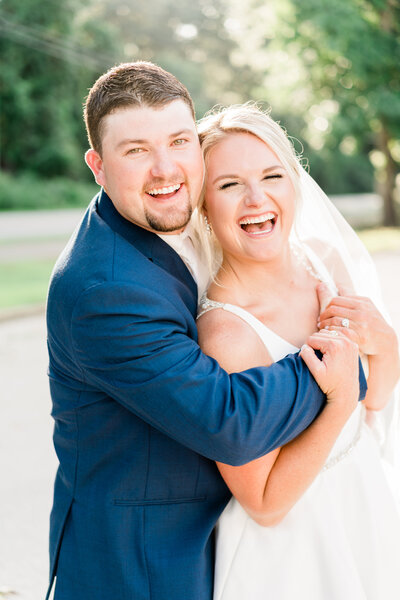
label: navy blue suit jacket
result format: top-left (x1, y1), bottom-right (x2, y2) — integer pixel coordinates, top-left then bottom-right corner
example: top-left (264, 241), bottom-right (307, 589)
top-left (46, 190), bottom-right (364, 599)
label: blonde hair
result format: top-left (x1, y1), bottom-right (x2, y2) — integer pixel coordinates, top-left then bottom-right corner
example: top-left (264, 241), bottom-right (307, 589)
top-left (193, 102), bottom-right (304, 279)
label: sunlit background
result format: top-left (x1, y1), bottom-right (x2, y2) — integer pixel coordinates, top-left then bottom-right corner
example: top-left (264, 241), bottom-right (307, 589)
top-left (1, 0), bottom-right (400, 312)
top-left (0, 1), bottom-right (399, 598)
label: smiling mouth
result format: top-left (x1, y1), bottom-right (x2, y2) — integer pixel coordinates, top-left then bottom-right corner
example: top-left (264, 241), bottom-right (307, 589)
top-left (146, 183), bottom-right (182, 199)
top-left (239, 212), bottom-right (277, 236)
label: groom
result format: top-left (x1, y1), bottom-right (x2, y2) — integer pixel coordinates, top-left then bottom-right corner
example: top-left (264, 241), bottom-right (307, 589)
top-left (46, 61), bottom-right (365, 600)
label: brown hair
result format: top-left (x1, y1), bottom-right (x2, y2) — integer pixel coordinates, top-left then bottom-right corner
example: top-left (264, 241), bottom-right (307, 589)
top-left (84, 61), bottom-right (195, 154)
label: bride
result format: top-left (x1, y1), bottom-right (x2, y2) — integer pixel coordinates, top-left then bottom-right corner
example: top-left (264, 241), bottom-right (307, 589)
top-left (195, 104), bottom-right (400, 599)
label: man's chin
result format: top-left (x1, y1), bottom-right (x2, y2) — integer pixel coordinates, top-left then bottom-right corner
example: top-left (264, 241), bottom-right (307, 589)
top-left (145, 209), bottom-right (192, 234)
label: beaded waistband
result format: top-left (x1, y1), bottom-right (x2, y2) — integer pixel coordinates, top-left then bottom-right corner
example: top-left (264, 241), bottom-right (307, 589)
top-left (321, 405), bottom-right (365, 472)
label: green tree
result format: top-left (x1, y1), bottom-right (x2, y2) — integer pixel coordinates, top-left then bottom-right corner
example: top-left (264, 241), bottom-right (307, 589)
top-left (0, 0), bottom-right (117, 178)
top-left (290, 0), bottom-right (400, 225)
top-left (225, 0), bottom-right (400, 223)
top-left (88, 0), bottom-right (259, 117)
top-left (0, 0), bottom-right (260, 191)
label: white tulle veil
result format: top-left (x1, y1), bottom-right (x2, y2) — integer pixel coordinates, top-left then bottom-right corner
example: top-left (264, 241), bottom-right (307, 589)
top-left (292, 167), bottom-right (400, 470)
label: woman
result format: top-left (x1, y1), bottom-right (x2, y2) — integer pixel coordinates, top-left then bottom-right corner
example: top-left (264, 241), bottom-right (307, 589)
top-left (195, 104), bottom-right (400, 599)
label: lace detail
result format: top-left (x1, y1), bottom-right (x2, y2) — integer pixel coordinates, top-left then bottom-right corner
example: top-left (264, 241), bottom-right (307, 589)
top-left (197, 293), bottom-right (225, 318)
top-left (321, 405), bottom-right (365, 472)
top-left (290, 242), bottom-right (333, 289)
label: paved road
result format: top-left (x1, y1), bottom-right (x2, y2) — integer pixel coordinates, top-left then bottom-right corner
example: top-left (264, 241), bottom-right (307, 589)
top-left (0, 208), bottom-right (85, 264)
top-left (0, 317), bottom-right (57, 600)
top-left (0, 249), bottom-right (399, 600)
top-left (0, 209), bottom-right (85, 241)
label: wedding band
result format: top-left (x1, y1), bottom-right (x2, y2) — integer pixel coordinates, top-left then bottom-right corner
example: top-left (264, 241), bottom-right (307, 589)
top-left (341, 318), bottom-right (350, 328)
top-left (329, 330), bottom-right (339, 336)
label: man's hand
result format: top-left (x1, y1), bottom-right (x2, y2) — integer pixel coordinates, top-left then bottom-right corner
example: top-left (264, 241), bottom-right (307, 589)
top-left (300, 329), bottom-right (359, 412)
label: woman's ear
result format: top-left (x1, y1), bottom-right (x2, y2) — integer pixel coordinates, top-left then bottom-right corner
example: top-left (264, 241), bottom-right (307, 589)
top-left (85, 149), bottom-right (106, 187)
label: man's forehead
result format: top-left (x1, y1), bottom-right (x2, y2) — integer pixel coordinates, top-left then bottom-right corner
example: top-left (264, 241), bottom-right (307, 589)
top-left (103, 100), bottom-right (195, 135)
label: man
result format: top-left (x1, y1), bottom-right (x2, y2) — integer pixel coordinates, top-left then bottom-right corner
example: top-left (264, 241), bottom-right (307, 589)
top-left (46, 62), bottom-right (364, 599)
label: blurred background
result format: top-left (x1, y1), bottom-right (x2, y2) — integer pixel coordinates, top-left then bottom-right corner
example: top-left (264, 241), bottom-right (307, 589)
top-left (1, 0), bottom-right (400, 313)
top-left (0, 0), bottom-right (399, 598)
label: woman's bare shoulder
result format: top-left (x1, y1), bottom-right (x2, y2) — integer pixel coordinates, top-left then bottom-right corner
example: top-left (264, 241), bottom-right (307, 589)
top-left (197, 307), bottom-right (272, 373)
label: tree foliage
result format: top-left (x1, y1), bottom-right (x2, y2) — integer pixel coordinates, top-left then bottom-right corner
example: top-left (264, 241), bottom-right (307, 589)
top-left (1, 0), bottom-right (399, 222)
top-left (0, 0), bottom-right (117, 178)
top-left (289, 0), bottom-right (400, 224)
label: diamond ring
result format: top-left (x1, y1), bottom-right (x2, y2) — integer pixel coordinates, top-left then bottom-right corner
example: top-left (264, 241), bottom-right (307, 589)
top-left (341, 318), bottom-right (350, 329)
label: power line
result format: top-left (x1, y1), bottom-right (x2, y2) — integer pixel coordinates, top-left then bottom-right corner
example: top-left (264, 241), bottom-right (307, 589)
top-left (0, 14), bottom-right (120, 71)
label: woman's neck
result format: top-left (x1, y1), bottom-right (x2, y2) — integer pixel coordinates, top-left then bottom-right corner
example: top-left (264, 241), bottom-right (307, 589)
top-left (210, 246), bottom-right (300, 307)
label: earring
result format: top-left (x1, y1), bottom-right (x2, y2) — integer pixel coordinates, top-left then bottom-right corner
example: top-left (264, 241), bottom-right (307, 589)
top-left (204, 215), bottom-right (212, 234)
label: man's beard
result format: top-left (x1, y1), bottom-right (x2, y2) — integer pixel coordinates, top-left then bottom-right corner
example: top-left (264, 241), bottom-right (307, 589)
top-left (145, 199), bottom-right (193, 233)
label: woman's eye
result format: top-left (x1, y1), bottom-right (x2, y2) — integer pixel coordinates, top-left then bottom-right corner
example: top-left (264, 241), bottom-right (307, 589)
top-left (173, 138), bottom-right (186, 146)
top-left (219, 181), bottom-right (238, 190)
top-left (263, 174), bottom-right (282, 181)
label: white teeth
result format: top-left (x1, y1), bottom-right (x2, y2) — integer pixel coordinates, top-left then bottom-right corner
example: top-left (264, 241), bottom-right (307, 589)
top-left (147, 184), bottom-right (181, 196)
top-left (239, 212), bottom-right (275, 225)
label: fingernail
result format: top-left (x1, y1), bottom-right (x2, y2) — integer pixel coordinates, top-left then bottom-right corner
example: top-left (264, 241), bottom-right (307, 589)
top-left (301, 344), bottom-right (310, 352)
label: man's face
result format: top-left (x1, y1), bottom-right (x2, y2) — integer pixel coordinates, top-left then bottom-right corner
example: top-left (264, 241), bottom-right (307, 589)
top-left (86, 100), bottom-right (204, 233)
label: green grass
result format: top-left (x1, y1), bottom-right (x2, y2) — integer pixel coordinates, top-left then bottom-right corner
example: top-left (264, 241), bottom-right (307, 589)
top-left (0, 226), bottom-right (398, 314)
top-left (356, 227), bottom-right (400, 254)
top-left (0, 259), bottom-right (55, 310)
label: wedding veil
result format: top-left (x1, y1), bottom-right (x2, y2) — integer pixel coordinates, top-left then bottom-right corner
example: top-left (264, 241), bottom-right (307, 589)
top-left (293, 167), bottom-right (400, 470)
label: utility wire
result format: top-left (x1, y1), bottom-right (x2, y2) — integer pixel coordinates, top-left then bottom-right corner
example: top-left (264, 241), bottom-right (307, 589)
top-left (0, 14), bottom-right (120, 71)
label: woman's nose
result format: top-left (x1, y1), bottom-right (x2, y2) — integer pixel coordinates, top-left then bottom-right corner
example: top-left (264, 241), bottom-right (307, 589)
top-left (244, 184), bottom-right (265, 207)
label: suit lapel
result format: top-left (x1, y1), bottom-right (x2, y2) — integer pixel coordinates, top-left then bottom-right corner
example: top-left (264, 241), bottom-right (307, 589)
top-left (96, 189), bottom-right (198, 300)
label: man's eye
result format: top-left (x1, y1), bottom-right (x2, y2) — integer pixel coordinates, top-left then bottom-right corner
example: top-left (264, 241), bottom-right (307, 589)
top-left (219, 181), bottom-right (238, 190)
top-left (127, 148), bottom-right (144, 154)
top-left (173, 138), bottom-right (186, 146)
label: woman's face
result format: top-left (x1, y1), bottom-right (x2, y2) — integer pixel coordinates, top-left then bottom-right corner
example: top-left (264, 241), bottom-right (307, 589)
top-left (204, 132), bottom-right (296, 265)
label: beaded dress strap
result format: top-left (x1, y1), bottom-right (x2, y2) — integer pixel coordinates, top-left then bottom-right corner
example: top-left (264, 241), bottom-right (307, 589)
top-left (197, 295), bottom-right (225, 318)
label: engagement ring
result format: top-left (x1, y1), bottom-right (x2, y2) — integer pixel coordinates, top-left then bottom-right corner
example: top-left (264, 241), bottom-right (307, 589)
top-left (341, 318), bottom-right (350, 328)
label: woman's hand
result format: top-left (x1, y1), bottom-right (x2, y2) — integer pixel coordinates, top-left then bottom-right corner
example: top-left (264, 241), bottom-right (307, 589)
top-left (316, 283), bottom-right (400, 410)
top-left (317, 284), bottom-right (397, 356)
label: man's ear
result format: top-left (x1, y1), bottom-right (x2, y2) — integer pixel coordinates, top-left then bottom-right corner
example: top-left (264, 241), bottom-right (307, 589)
top-left (85, 149), bottom-right (106, 187)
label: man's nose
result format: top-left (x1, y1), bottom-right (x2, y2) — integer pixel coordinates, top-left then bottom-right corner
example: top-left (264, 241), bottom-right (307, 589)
top-left (150, 149), bottom-right (177, 180)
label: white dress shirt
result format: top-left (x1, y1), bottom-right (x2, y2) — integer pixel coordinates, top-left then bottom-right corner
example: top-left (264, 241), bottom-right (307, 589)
top-left (157, 223), bottom-right (210, 300)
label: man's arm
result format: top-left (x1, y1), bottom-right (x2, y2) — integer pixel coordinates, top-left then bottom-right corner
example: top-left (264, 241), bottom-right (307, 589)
top-left (70, 281), bottom-right (365, 465)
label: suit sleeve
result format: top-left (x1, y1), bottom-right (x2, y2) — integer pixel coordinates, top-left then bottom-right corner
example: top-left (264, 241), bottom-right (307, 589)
top-left (70, 281), bottom-right (358, 466)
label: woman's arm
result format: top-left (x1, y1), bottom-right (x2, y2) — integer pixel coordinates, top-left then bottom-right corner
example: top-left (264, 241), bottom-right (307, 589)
top-left (318, 289), bottom-right (400, 410)
top-left (364, 351), bottom-right (400, 410)
top-left (198, 310), bottom-right (359, 527)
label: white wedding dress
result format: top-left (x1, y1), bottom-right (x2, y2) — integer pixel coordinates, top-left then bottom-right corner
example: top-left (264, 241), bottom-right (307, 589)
top-left (199, 297), bottom-right (400, 600)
